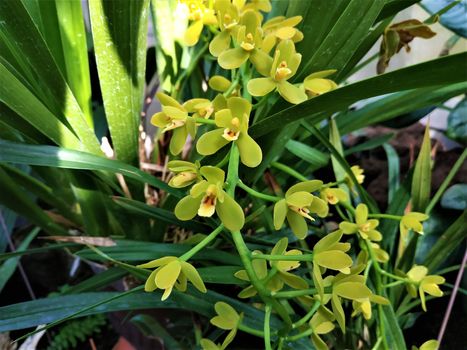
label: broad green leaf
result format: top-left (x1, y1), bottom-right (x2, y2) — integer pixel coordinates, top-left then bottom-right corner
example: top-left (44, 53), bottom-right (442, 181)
top-left (0, 288), bottom-right (277, 333)
top-left (63, 268), bottom-right (128, 295)
top-left (0, 227), bottom-right (39, 293)
top-left (0, 62), bottom-right (82, 150)
top-left (77, 240), bottom-right (241, 266)
top-left (0, 0), bottom-right (100, 154)
top-left (0, 140), bottom-right (180, 196)
top-left (336, 83), bottom-right (467, 135)
top-left (113, 196), bottom-right (211, 232)
top-left (250, 53), bottom-right (467, 138)
top-left (411, 124), bottom-right (432, 212)
top-left (89, 0), bottom-right (149, 165)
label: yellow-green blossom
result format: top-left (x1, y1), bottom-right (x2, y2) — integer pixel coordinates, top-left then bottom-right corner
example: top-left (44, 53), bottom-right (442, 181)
top-left (201, 302), bottom-right (241, 350)
top-left (303, 70), bottom-right (338, 97)
top-left (273, 180), bottom-right (328, 239)
top-left (261, 15), bottom-right (303, 53)
top-left (309, 307), bottom-right (336, 350)
top-left (168, 160), bottom-right (201, 188)
top-left (345, 165), bottom-right (365, 186)
top-left (412, 340), bottom-right (440, 350)
top-left (234, 0), bottom-right (272, 13)
top-left (218, 10), bottom-right (272, 75)
top-left (138, 256), bottom-right (206, 300)
top-left (174, 166), bottom-right (245, 231)
top-left (181, 0), bottom-right (217, 46)
top-left (247, 39), bottom-right (307, 104)
top-left (320, 187), bottom-right (348, 205)
top-left (196, 97), bottom-right (262, 167)
top-left (339, 204), bottom-right (382, 241)
top-left (209, 0), bottom-right (240, 57)
top-left (151, 92), bottom-right (196, 155)
top-left (400, 212), bottom-right (429, 236)
top-left (406, 265), bottom-right (444, 312)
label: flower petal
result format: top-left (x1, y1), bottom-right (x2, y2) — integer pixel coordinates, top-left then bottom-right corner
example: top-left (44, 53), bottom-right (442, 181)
top-left (339, 222), bottom-right (358, 234)
top-left (174, 195), bottom-right (202, 220)
top-left (273, 199), bottom-right (288, 230)
top-left (314, 251), bottom-right (353, 271)
top-left (184, 19), bottom-right (204, 46)
top-left (280, 271), bottom-right (308, 289)
top-left (144, 268), bottom-right (159, 292)
top-left (180, 261), bottom-right (207, 293)
top-left (216, 193), bottom-right (245, 231)
top-left (286, 191), bottom-right (314, 208)
top-left (170, 127), bottom-right (188, 155)
top-left (314, 230), bottom-right (343, 253)
top-left (247, 77), bottom-right (276, 96)
top-left (209, 30), bottom-right (231, 57)
top-left (286, 210), bottom-right (308, 239)
top-left (250, 48), bottom-right (274, 76)
top-left (137, 256), bottom-right (177, 269)
top-left (277, 80), bottom-right (307, 104)
top-left (286, 180), bottom-right (323, 196)
top-left (237, 132), bottom-right (262, 167)
top-left (155, 260), bottom-right (181, 289)
top-left (218, 47), bottom-right (249, 70)
top-left (209, 75), bottom-right (232, 92)
top-left (197, 128), bottom-right (230, 155)
top-left (355, 204), bottom-right (368, 225)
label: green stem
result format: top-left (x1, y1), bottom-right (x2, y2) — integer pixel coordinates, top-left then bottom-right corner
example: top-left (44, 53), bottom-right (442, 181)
top-left (366, 241), bottom-right (389, 350)
top-left (215, 149), bottom-right (231, 168)
top-left (252, 253), bottom-right (313, 262)
top-left (292, 301), bottom-right (321, 329)
top-left (194, 117), bottom-right (216, 125)
top-left (335, 204), bottom-right (350, 221)
top-left (271, 161), bottom-right (308, 182)
top-left (383, 280), bottom-right (405, 289)
top-left (252, 96), bottom-right (269, 110)
top-left (368, 213), bottom-right (402, 220)
top-left (237, 181), bottom-right (281, 202)
top-left (338, 201), bottom-right (355, 216)
top-left (226, 143), bottom-right (240, 196)
top-left (179, 225), bottom-right (224, 261)
top-left (173, 41), bottom-right (209, 99)
top-left (272, 288), bottom-right (318, 299)
top-left (223, 74), bottom-right (240, 97)
top-left (426, 148), bottom-right (466, 214)
top-left (238, 323), bottom-right (265, 338)
top-left (264, 304), bottom-right (272, 350)
top-left (371, 337), bottom-right (383, 350)
top-left (286, 327), bottom-right (314, 341)
top-left (436, 264), bottom-right (461, 275)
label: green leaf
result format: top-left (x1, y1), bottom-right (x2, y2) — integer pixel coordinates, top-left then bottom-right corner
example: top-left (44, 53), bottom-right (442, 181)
top-left (425, 210), bottom-right (467, 272)
top-left (77, 240), bottom-right (241, 266)
top-left (0, 0), bottom-right (100, 154)
top-left (0, 62), bottom-right (82, 150)
top-left (285, 139), bottom-right (329, 168)
top-left (0, 167), bottom-right (67, 236)
top-left (113, 196), bottom-right (211, 232)
top-left (130, 314), bottom-right (183, 350)
top-left (89, 0), bottom-right (149, 165)
top-left (0, 227), bottom-right (39, 293)
top-left (0, 140), bottom-right (180, 197)
top-left (336, 83), bottom-right (467, 135)
top-left (250, 53), bottom-right (467, 138)
top-left (382, 304), bottom-right (407, 350)
top-left (329, 119), bottom-right (347, 192)
top-left (411, 124), bottom-right (432, 212)
top-left (63, 268), bottom-right (128, 295)
top-left (446, 97), bottom-right (467, 144)
top-left (441, 184), bottom-right (467, 210)
top-left (383, 143), bottom-right (400, 203)
top-left (344, 133), bottom-right (394, 156)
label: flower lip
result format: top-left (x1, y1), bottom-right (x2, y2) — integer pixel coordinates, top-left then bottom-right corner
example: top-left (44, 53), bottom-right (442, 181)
top-left (241, 33), bottom-right (255, 51)
top-left (290, 205), bottom-right (314, 221)
top-left (359, 222), bottom-right (371, 233)
top-left (163, 119), bottom-right (185, 132)
top-left (222, 128), bottom-right (240, 141)
top-left (275, 60), bottom-right (292, 80)
top-left (172, 172), bottom-right (197, 187)
top-left (198, 185), bottom-right (218, 217)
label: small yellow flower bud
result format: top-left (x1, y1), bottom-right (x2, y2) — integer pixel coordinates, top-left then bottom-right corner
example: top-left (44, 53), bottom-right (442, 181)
top-left (241, 33), bottom-right (255, 51)
top-left (275, 61), bottom-right (292, 80)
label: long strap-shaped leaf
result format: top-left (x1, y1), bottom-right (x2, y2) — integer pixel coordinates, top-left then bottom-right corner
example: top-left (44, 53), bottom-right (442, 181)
top-left (0, 140), bottom-right (181, 197)
top-left (89, 0), bottom-right (149, 165)
top-left (250, 52), bottom-right (467, 138)
top-left (0, 0), bottom-right (100, 154)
